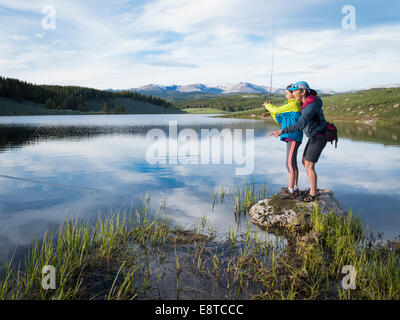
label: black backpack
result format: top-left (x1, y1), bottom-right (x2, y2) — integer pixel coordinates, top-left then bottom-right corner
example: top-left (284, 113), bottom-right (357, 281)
top-left (324, 122), bottom-right (338, 148)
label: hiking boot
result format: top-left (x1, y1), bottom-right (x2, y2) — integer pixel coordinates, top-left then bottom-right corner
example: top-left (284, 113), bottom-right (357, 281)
top-left (282, 191), bottom-right (299, 200)
top-left (279, 187), bottom-right (289, 196)
top-left (280, 188), bottom-right (299, 198)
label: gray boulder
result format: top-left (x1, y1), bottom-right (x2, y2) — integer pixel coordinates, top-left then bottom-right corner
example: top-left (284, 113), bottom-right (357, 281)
top-left (248, 189), bottom-right (344, 231)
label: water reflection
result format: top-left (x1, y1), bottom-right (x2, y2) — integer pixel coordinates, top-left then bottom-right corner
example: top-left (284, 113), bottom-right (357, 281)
top-left (0, 114), bottom-right (399, 260)
top-left (334, 121), bottom-right (400, 146)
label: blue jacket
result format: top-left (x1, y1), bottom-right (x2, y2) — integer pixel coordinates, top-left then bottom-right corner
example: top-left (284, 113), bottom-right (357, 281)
top-left (282, 97), bottom-right (326, 138)
top-left (276, 112), bottom-right (303, 143)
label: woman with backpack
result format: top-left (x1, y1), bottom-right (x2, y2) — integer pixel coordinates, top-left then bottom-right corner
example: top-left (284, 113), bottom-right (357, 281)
top-left (270, 81), bottom-right (327, 202)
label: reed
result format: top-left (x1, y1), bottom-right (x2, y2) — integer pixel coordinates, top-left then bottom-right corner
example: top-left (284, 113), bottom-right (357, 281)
top-left (1, 188), bottom-right (399, 300)
top-left (0, 196), bottom-right (176, 300)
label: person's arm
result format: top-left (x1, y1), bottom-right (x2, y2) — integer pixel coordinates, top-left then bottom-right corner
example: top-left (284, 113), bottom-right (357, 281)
top-left (264, 100), bottom-right (300, 125)
top-left (282, 99), bottom-right (321, 134)
top-left (264, 100), bottom-right (300, 115)
top-left (264, 102), bottom-right (279, 124)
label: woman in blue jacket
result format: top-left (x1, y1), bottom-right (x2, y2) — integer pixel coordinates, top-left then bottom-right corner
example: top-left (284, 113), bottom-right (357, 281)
top-left (264, 85), bottom-right (303, 198)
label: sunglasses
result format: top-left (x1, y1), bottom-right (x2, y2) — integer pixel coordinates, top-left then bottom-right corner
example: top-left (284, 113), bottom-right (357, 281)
top-left (287, 84), bottom-right (299, 91)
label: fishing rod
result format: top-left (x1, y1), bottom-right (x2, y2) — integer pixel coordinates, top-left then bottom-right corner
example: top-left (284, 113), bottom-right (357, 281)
top-left (268, 22), bottom-right (275, 102)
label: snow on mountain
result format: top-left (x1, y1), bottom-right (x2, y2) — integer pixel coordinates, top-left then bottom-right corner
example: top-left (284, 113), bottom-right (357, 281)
top-left (216, 82), bottom-right (266, 93)
top-left (113, 82), bottom-right (339, 95)
top-left (136, 84), bottom-right (168, 93)
top-left (177, 83), bottom-right (223, 93)
top-left (132, 82), bottom-right (283, 94)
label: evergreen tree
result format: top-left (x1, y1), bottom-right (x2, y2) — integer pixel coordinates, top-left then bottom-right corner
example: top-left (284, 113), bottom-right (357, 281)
top-left (113, 105), bottom-right (126, 114)
top-left (103, 102), bottom-right (109, 113)
top-left (44, 98), bottom-right (55, 109)
top-left (0, 76), bottom-right (174, 110)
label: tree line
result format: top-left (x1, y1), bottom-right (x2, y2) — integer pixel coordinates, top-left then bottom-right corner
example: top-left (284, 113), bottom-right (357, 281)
top-left (0, 76), bottom-right (175, 111)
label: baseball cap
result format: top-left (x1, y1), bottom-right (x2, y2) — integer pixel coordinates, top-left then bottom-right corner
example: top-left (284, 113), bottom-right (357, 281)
top-left (287, 81), bottom-right (311, 91)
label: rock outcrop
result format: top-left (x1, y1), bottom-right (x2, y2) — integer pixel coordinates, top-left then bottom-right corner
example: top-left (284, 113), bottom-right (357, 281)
top-left (248, 189), bottom-right (345, 231)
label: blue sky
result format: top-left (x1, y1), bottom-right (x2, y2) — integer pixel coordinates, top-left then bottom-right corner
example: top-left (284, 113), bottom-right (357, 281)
top-left (0, 0), bottom-right (399, 91)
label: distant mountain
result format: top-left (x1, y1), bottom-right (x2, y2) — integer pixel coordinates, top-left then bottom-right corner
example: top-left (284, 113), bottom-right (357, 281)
top-left (178, 83), bottom-right (223, 94)
top-left (114, 82), bottom-right (286, 95)
top-left (110, 82), bottom-right (400, 96)
top-left (217, 82), bottom-right (271, 94)
top-left (110, 82), bottom-right (340, 97)
top-left (136, 84), bottom-right (168, 93)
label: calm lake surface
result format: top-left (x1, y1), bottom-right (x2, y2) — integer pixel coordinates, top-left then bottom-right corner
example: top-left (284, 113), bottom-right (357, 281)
top-left (0, 114), bottom-right (399, 259)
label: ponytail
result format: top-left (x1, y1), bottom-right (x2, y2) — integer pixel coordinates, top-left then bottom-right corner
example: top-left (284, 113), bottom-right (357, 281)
top-left (309, 89), bottom-right (318, 96)
top-left (301, 88), bottom-right (318, 97)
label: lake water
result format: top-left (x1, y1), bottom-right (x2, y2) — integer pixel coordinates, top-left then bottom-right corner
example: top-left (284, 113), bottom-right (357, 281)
top-left (0, 114), bottom-right (399, 260)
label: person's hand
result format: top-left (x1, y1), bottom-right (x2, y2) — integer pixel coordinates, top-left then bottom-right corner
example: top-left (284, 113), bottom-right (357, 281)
top-left (263, 100), bottom-right (271, 107)
top-left (270, 129), bottom-right (283, 137)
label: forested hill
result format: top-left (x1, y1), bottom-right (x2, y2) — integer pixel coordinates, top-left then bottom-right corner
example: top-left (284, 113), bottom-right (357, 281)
top-left (0, 77), bottom-right (183, 115)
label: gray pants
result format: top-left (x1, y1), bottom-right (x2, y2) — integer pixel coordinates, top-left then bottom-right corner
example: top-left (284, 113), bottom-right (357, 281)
top-left (286, 140), bottom-right (301, 173)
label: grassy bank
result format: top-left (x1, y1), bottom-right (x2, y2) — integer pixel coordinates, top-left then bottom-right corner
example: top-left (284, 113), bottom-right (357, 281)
top-left (0, 180), bottom-right (399, 300)
top-left (216, 106), bottom-right (267, 119)
top-left (216, 88), bottom-right (400, 125)
top-left (183, 107), bottom-right (229, 114)
top-left (322, 87), bottom-right (400, 123)
top-left (176, 94), bottom-right (283, 113)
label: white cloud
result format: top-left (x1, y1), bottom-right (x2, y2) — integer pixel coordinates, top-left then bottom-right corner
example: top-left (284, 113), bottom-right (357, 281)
top-left (0, 0), bottom-right (399, 90)
top-left (8, 34), bottom-right (29, 41)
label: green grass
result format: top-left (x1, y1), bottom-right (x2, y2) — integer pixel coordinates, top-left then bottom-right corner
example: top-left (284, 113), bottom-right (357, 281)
top-left (0, 194), bottom-right (176, 299)
top-left (322, 88), bottom-right (400, 123)
top-left (212, 178), bottom-right (268, 217)
top-left (1, 183), bottom-right (399, 300)
top-left (216, 106), bottom-right (267, 119)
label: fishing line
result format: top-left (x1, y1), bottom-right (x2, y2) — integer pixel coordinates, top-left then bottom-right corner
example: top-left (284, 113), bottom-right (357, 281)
top-left (0, 174), bottom-right (104, 194)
